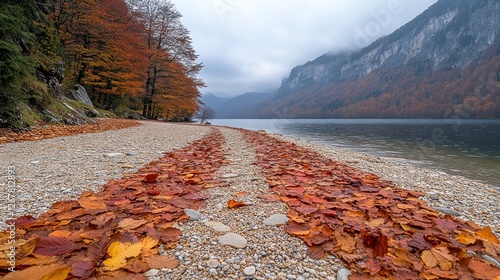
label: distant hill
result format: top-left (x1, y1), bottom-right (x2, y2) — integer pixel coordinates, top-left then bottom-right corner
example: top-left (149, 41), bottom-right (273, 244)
top-left (201, 93), bottom-right (231, 110)
top-left (214, 91), bottom-right (274, 118)
top-left (252, 0), bottom-right (500, 119)
top-left (201, 91), bottom-right (274, 118)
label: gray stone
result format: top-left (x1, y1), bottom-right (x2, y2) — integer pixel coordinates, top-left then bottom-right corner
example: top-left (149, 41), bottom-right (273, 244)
top-left (243, 266), bottom-right (256, 276)
top-left (434, 207), bottom-right (460, 216)
top-left (126, 152), bottom-right (138, 156)
top-left (218, 233), bottom-right (247, 249)
top-left (104, 153), bottom-right (123, 157)
top-left (263, 214), bottom-right (289, 226)
top-left (204, 221), bottom-right (231, 232)
top-left (144, 269), bottom-right (159, 277)
top-left (337, 268), bottom-right (351, 280)
top-left (69, 84), bottom-right (94, 107)
top-left (208, 268), bottom-right (217, 276)
top-left (184, 209), bottom-right (201, 221)
top-left (206, 259), bottom-right (220, 268)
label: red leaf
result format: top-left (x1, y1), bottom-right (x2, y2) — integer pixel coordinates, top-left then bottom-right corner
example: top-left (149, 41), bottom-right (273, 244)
top-left (34, 237), bottom-right (79, 256)
top-left (71, 261), bottom-right (95, 277)
top-left (147, 189), bottom-right (160, 195)
top-left (8, 215), bottom-right (37, 228)
top-left (144, 173), bottom-right (159, 183)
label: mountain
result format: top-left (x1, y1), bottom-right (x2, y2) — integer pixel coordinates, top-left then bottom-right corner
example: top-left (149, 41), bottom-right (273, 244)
top-left (255, 0), bottom-right (500, 119)
top-left (201, 93), bottom-right (231, 110)
top-left (214, 91), bottom-right (274, 118)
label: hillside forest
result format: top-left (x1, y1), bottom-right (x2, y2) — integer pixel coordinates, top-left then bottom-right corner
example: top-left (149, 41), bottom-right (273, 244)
top-left (0, 0), bottom-right (203, 128)
top-left (254, 46), bottom-right (500, 119)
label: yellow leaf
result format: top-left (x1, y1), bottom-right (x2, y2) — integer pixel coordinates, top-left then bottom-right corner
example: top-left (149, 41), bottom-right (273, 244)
top-left (141, 236), bottom-right (159, 251)
top-left (102, 237), bottom-right (159, 271)
top-left (456, 231), bottom-right (476, 245)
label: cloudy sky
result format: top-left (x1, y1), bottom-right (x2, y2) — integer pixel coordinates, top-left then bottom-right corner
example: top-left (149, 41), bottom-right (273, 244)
top-left (170, 0), bottom-right (438, 97)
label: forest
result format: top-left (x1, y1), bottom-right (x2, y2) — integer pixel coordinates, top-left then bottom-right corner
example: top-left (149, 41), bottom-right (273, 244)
top-left (0, 0), bottom-right (203, 128)
top-left (254, 46), bottom-right (500, 119)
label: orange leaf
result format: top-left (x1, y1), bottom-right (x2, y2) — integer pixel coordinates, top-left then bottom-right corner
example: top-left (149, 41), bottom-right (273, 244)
top-left (227, 199), bottom-right (248, 209)
top-left (78, 196), bottom-right (107, 210)
top-left (421, 247), bottom-right (455, 269)
top-left (476, 226), bottom-right (500, 244)
top-left (235, 191), bottom-right (250, 197)
top-left (455, 231), bottom-right (476, 245)
top-left (3, 263), bottom-right (71, 280)
top-left (144, 255), bottom-right (179, 269)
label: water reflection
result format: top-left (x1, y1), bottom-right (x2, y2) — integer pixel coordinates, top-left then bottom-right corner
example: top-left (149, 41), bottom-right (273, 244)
top-left (210, 119), bottom-right (500, 187)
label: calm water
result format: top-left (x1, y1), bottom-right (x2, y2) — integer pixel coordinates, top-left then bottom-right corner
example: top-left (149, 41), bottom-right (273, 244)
top-left (210, 119), bottom-right (500, 187)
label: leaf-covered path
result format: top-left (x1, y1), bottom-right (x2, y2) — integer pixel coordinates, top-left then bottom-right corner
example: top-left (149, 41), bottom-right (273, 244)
top-left (243, 128), bottom-right (500, 280)
top-left (1, 125), bottom-right (499, 279)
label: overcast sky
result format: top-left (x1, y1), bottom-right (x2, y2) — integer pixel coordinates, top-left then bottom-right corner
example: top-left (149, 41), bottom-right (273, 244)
top-left (170, 0), bottom-right (438, 97)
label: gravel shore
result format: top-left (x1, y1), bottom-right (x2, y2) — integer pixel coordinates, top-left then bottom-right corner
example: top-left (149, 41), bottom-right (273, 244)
top-left (0, 121), bottom-right (498, 279)
top-left (0, 121), bottom-right (210, 229)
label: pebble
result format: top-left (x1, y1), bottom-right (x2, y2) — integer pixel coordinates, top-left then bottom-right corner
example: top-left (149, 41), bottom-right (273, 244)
top-left (144, 269), bottom-right (159, 277)
top-left (336, 267), bottom-right (351, 280)
top-left (263, 214), bottom-right (289, 226)
top-left (208, 268), bottom-right (217, 276)
top-left (126, 152), bottom-right (138, 156)
top-left (104, 152), bottom-right (123, 157)
top-left (218, 232), bottom-right (247, 249)
top-left (433, 207), bottom-right (460, 216)
top-left (243, 266), bottom-right (256, 276)
top-left (184, 209), bottom-right (201, 221)
top-left (222, 173), bottom-right (239, 178)
top-left (204, 221), bottom-right (231, 232)
top-left (206, 259), bottom-right (220, 268)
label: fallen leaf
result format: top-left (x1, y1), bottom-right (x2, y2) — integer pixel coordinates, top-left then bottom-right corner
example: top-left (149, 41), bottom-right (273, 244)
top-left (144, 173), bottom-right (159, 183)
top-left (456, 231), bottom-right (476, 245)
top-left (476, 226), bottom-right (500, 244)
top-left (144, 255), bottom-right (180, 269)
top-left (71, 261), bottom-right (95, 278)
top-left (118, 218), bottom-right (148, 230)
top-left (34, 237), bottom-right (79, 256)
top-left (467, 259), bottom-right (500, 279)
top-left (78, 196), bottom-right (107, 210)
top-left (3, 263), bottom-right (71, 280)
top-left (227, 199), bottom-right (248, 209)
top-left (421, 247), bottom-right (455, 269)
top-left (235, 191), bottom-right (250, 197)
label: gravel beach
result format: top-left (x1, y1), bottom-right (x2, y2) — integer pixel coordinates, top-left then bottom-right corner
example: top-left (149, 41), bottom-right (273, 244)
top-left (0, 121), bottom-right (498, 279)
top-left (0, 121), bottom-right (210, 229)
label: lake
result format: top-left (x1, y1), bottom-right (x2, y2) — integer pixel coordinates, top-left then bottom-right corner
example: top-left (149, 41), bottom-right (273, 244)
top-left (209, 119), bottom-right (500, 188)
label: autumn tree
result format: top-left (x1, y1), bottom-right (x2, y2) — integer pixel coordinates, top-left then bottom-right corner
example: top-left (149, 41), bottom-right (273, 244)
top-left (53, 0), bottom-right (148, 108)
top-left (127, 0), bottom-right (204, 119)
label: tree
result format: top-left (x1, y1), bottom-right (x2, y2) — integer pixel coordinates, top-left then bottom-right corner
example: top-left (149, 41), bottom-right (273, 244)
top-left (126, 0), bottom-right (204, 119)
top-left (196, 106), bottom-right (215, 124)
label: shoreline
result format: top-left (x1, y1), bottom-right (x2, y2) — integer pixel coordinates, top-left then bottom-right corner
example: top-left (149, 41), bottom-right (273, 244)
top-left (0, 122), bottom-right (499, 278)
top-left (1, 122), bottom-right (498, 234)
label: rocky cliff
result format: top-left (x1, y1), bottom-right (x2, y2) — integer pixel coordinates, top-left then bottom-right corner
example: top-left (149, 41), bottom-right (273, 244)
top-left (277, 0), bottom-right (500, 98)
